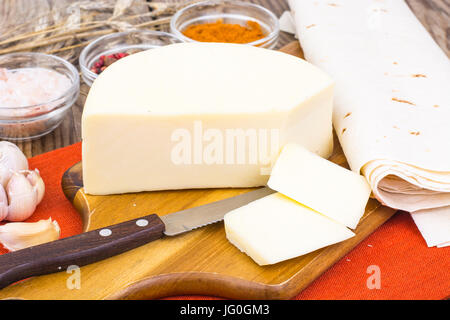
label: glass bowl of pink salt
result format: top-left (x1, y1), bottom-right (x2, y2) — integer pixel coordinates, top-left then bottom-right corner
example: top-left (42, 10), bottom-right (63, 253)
top-left (0, 52), bottom-right (79, 141)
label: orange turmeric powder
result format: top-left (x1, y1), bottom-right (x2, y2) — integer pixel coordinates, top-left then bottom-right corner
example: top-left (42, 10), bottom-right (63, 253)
top-left (182, 20), bottom-right (265, 44)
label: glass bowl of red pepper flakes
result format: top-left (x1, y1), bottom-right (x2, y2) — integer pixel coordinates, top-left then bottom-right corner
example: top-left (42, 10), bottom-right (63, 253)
top-left (79, 30), bottom-right (181, 86)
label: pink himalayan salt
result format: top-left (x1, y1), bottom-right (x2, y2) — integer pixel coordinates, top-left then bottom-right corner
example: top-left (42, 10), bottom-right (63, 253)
top-left (0, 67), bottom-right (71, 109)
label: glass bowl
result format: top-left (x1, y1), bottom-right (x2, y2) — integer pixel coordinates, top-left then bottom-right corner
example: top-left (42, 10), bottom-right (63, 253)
top-left (0, 52), bottom-right (79, 141)
top-left (170, 0), bottom-right (279, 49)
top-left (79, 30), bottom-right (181, 86)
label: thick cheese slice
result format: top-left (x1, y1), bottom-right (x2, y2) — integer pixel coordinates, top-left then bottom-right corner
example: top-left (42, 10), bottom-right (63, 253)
top-left (224, 192), bottom-right (355, 265)
top-left (82, 42), bottom-right (334, 195)
top-left (268, 143), bottom-right (372, 229)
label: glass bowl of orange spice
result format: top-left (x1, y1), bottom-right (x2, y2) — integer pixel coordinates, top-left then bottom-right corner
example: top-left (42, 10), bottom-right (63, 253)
top-left (170, 0), bottom-right (279, 49)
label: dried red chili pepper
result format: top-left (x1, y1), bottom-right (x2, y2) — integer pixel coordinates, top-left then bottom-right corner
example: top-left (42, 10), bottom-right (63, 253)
top-left (90, 52), bottom-right (129, 75)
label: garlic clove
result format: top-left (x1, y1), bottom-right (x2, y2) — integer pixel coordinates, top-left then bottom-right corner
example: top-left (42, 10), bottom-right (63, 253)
top-left (0, 218), bottom-right (60, 251)
top-left (23, 169), bottom-right (45, 205)
top-left (6, 172), bottom-right (38, 222)
top-left (0, 141), bottom-right (28, 188)
top-left (0, 184), bottom-right (8, 222)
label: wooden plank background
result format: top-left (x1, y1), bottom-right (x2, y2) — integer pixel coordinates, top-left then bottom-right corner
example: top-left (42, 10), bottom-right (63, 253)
top-left (0, 0), bottom-right (449, 157)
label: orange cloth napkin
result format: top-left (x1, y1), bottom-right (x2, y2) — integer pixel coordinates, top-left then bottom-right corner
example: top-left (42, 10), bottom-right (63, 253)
top-left (1, 142), bottom-right (448, 299)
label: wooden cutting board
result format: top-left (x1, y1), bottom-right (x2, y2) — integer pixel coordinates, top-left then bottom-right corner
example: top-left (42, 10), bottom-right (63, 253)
top-left (0, 42), bottom-right (396, 300)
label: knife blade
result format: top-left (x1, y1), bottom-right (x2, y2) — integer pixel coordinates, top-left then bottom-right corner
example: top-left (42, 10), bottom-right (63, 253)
top-left (0, 187), bottom-right (274, 289)
top-left (162, 187), bottom-right (275, 236)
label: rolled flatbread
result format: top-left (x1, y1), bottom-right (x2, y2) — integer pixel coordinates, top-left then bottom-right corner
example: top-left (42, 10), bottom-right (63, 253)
top-left (287, 0), bottom-right (450, 246)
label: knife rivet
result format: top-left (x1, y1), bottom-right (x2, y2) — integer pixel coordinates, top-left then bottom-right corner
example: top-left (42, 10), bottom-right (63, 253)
top-left (136, 219), bottom-right (148, 227)
top-left (99, 229), bottom-right (112, 237)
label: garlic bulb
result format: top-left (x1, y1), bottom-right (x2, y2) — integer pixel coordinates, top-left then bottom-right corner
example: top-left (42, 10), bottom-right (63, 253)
top-left (0, 141), bottom-right (28, 188)
top-left (0, 218), bottom-right (60, 251)
top-left (0, 141), bottom-right (46, 222)
top-left (5, 172), bottom-right (38, 222)
top-left (23, 169), bottom-right (45, 205)
top-left (0, 185), bottom-right (7, 221)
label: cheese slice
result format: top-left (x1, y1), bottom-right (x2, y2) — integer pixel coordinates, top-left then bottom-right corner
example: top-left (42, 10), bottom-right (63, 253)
top-left (268, 143), bottom-right (372, 229)
top-left (224, 192), bottom-right (355, 265)
top-left (82, 42), bottom-right (334, 195)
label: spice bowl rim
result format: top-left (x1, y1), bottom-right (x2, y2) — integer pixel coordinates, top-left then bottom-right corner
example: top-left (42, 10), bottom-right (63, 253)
top-left (79, 30), bottom-right (182, 85)
top-left (170, 0), bottom-right (280, 48)
top-left (0, 51), bottom-right (79, 112)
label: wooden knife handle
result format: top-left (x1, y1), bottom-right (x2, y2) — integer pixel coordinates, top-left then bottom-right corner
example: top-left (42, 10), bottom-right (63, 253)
top-left (0, 214), bottom-right (165, 289)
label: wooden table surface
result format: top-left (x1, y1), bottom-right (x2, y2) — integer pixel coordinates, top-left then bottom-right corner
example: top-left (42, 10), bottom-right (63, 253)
top-left (1, 0), bottom-right (449, 157)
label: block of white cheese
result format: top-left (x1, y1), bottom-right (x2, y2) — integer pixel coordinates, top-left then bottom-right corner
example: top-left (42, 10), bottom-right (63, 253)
top-left (82, 42), bottom-right (334, 195)
top-left (268, 143), bottom-right (372, 229)
top-left (224, 192), bottom-right (355, 265)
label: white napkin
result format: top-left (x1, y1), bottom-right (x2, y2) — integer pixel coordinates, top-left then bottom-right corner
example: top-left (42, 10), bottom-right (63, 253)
top-left (283, 0), bottom-right (450, 247)
top-left (411, 207), bottom-right (450, 247)
top-left (279, 11), bottom-right (296, 35)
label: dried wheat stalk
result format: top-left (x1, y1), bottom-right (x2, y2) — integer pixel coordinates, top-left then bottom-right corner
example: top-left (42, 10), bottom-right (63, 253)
top-left (0, 0), bottom-right (198, 63)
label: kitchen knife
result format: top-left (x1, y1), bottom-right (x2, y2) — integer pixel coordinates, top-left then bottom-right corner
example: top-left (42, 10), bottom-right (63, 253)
top-left (0, 187), bottom-right (275, 289)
